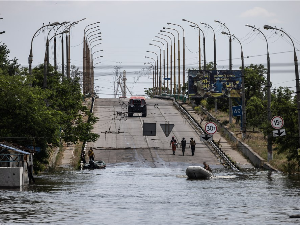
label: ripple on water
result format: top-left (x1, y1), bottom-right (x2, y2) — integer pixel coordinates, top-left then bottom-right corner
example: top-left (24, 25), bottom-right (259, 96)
top-left (0, 168), bottom-right (300, 224)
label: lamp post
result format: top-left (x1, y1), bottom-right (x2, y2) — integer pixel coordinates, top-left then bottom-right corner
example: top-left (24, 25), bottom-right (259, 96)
top-left (264, 25), bottom-right (300, 151)
top-left (245, 24), bottom-right (272, 160)
top-left (222, 32), bottom-right (246, 141)
top-left (65, 18), bottom-right (86, 78)
top-left (152, 39), bottom-right (165, 92)
top-left (53, 22), bottom-right (69, 73)
top-left (29, 22), bottom-right (60, 76)
top-left (149, 43), bottom-right (162, 95)
top-left (84, 23), bottom-right (100, 94)
top-left (161, 30), bottom-right (176, 94)
top-left (158, 33), bottom-right (172, 94)
top-left (146, 51), bottom-right (158, 95)
top-left (168, 23), bottom-right (185, 92)
top-left (200, 22), bottom-right (217, 111)
top-left (182, 19), bottom-right (202, 70)
top-left (215, 20), bottom-right (233, 124)
top-left (163, 27), bottom-right (180, 93)
top-left (200, 22), bottom-right (217, 70)
top-left (145, 58), bottom-right (156, 93)
top-left (155, 35), bottom-right (169, 93)
top-left (0, 18), bottom-right (4, 35)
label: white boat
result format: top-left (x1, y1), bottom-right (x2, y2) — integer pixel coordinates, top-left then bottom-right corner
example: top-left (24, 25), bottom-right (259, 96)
top-left (186, 166), bottom-right (213, 179)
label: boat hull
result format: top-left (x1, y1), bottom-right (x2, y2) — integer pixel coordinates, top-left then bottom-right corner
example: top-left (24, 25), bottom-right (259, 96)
top-left (186, 166), bottom-right (213, 179)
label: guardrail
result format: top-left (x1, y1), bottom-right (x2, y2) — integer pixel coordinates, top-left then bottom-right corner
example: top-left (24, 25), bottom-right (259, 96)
top-left (173, 100), bottom-right (240, 171)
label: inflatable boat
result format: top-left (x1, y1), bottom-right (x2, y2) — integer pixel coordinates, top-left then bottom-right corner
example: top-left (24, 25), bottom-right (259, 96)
top-left (186, 166), bottom-right (213, 179)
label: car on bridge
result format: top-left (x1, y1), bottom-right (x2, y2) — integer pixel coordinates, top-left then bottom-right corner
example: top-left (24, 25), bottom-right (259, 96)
top-left (128, 96), bottom-right (147, 117)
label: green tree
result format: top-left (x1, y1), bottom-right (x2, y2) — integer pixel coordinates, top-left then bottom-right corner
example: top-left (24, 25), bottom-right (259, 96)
top-left (271, 87), bottom-right (299, 167)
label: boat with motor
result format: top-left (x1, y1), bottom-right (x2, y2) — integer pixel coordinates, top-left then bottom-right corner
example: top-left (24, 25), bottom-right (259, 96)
top-left (83, 160), bottom-right (106, 170)
top-left (186, 166), bottom-right (213, 179)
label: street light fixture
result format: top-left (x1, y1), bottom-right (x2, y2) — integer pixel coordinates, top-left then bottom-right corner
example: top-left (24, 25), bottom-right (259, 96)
top-left (158, 33), bottom-right (173, 94)
top-left (246, 24), bottom-right (272, 160)
top-left (146, 51), bottom-right (159, 94)
top-left (222, 31), bottom-right (246, 141)
top-left (154, 37), bottom-right (167, 92)
top-left (169, 22), bottom-right (186, 91)
top-left (163, 27), bottom-right (181, 93)
top-left (200, 21), bottom-right (217, 70)
top-left (264, 24), bottom-right (300, 151)
top-left (215, 20), bottom-right (233, 124)
top-left (28, 22), bottom-right (60, 76)
top-left (161, 29), bottom-right (176, 94)
top-left (149, 43), bottom-right (162, 95)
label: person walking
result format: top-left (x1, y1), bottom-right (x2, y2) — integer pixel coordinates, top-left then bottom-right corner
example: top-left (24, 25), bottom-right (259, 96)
top-left (181, 137), bottom-right (186, 156)
top-left (190, 138), bottom-right (196, 156)
top-left (170, 136), bottom-right (177, 155)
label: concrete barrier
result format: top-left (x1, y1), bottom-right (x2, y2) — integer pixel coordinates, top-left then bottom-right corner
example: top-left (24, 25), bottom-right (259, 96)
top-left (0, 167), bottom-right (25, 187)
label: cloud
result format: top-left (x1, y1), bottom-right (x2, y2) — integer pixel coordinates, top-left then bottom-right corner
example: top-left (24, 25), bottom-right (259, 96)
top-left (241, 7), bottom-right (275, 18)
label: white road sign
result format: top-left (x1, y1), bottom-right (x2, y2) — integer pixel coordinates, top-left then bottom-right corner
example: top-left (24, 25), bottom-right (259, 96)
top-left (272, 129), bottom-right (286, 137)
top-left (271, 116), bottom-right (284, 129)
top-left (205, 122), bottom-right (217, 134)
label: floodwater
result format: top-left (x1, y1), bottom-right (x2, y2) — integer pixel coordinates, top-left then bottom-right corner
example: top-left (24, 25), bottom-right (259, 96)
top-left (1, 167), bottom-right (300, 225)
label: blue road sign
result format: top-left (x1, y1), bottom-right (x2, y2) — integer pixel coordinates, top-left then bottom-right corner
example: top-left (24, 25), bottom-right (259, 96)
top-left (164, 78), bottom-right (171, 80)
top-left (232, 106), bottom-right (242, 116)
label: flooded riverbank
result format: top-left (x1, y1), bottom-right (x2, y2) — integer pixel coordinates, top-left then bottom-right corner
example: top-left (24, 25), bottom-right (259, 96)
top-left (1, 167), bottom-right (300, 224)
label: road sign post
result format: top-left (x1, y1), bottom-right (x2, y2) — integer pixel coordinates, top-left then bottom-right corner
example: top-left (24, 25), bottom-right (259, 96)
top-left (205, 122), bottom-right (217, 135)
top-left (271, 116), bottom-right (284, 129)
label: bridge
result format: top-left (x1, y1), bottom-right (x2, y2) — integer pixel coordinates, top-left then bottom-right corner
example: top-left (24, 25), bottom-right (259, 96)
top-left (87, 98), bottom-right (253, 169)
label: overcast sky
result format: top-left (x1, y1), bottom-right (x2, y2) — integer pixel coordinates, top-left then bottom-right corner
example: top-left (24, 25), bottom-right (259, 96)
top-left (0, 0), bottom-right (299, 97)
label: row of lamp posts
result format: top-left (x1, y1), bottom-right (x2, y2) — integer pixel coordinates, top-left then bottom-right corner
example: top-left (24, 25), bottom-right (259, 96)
top-left (29, 18), bottom-right (86, 89)
top-left (83, 22), bottom-right (103, 96)
top-left (145, 20), bottom-right (300, 161)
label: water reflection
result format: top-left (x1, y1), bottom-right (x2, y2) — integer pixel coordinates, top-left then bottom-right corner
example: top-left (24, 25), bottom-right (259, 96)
top-left (1, 168), bottom-right (300, 224)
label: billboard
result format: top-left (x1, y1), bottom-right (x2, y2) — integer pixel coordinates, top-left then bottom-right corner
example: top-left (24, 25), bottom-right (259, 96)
top-left (188, 70), bottom-right (242, 98)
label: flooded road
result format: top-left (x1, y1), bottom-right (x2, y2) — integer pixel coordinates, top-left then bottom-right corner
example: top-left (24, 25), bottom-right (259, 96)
top-left (1, 167), bottom-right (300, 224)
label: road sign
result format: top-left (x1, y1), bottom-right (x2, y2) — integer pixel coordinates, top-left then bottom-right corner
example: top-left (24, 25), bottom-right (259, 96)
top-left (160, 123), bottom-right (174, 137)
top-left (205, 122), bottom-right (217, 134)
top-left (272, 129), bottom-right (286, 137)
top-left (232, 106), bottom-right (242, 116)
top-left (143, 123), bottom-right (156, 136)
top-left (164, 78), bottom-right (171, 80)
top-left (200, 134), bottom-right (212, 142)
top-left (271, 116), bottom-right (284, 129)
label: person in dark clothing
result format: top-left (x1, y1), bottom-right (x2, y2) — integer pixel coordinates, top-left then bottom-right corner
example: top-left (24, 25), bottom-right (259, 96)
top-left (88, 147), bottom-right (95, 161)
top-left (190, 138), bottom-right (196, 156)
top-left (181, 138), bottom-right (186, 156)
top-left (27, 162), bottom-right (35, 183)
top-left (170, 136), bottom-right (177, 155)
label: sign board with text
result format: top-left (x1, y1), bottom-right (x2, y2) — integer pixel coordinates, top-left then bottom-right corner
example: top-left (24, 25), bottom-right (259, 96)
top-left (271, 116), bottom-right (284, 129)
top-left (205, 122), bottom-right (217, 135)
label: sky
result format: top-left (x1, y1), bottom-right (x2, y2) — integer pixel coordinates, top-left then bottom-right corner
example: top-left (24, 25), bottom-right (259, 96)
top-left (0, 0), bottom-right (300, 98)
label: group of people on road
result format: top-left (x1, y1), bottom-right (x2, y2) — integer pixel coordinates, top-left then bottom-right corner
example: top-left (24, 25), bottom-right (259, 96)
top-left (170, 136), bottom-right (196, 156)
top-left (170, 136), bottom-right (212, 172)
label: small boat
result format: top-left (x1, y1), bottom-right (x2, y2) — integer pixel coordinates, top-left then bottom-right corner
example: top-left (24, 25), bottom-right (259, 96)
top-left (186, 166), bottom-right (213, 179)
top-left (83, 160), bottom-right (106, 170)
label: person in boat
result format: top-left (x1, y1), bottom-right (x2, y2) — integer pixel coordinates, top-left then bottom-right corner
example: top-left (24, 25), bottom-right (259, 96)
top-left (88, 147), bottom-right (95, 161)
top-left (181, 137), bottom-right (186, 156)
top-left (203, 162), bottom-right (212, 172)
top-left (170, 136), bottom-right (177, 155)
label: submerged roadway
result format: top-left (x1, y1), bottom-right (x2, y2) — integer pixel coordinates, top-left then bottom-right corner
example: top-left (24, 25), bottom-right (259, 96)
top-left (88, 98), bottom-right (225, 169)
